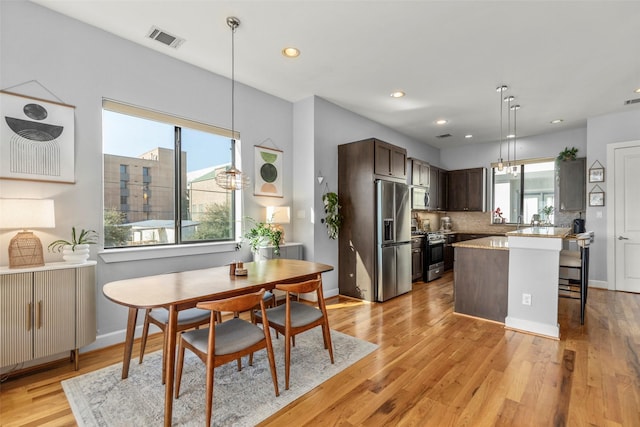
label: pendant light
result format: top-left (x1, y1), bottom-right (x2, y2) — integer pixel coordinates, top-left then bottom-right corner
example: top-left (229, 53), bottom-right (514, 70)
top-left (496, 85), bottom-right (508, 171)
top-left (504, 94), bottom-right (514, 169)
top-left (510, 104), bottom-right (521, 177)
top-left (215, 16), bottom-right (250, 191)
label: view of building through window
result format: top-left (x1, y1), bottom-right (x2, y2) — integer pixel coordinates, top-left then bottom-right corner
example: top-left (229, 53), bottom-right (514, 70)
top-left (492, 160), bottom-right (555, 225)
top-left (102, 106), bottom-right (235, 248)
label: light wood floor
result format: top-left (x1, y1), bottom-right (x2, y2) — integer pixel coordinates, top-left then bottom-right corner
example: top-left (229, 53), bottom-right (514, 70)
top-left (1, 271), bottom-right (639, 426)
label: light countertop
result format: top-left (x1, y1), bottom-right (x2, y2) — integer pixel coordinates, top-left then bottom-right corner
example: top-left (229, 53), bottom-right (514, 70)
top-left (505, 227), bottom-right (571, 238)
top-left (452, 236), bottom-right (509, 251)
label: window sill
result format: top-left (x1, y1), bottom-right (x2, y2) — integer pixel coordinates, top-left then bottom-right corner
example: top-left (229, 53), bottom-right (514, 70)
top-left (99, 241), bottom-right (240, 264)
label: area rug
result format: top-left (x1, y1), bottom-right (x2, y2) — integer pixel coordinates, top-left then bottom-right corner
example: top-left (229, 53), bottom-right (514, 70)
top-left (62, 329), bottom-right (377, 426)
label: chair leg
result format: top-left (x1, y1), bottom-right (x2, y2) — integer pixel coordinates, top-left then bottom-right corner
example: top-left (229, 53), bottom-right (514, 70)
top-left (174, 339), bottom-right (185, 399)
top-left (205, 355), bottom-right (215, 427)
top-left (284, 332), bottom-right (292, 390)
top-left (321, 322), bottom-right (335, 364)
top-left (139, 309), bottom-right (151, 364)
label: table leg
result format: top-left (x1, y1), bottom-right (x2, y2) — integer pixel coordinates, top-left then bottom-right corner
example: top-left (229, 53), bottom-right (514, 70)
top-left (164, 305), bottom-right (178, 427)
top-left (121, 307), bottom-right (138, 379)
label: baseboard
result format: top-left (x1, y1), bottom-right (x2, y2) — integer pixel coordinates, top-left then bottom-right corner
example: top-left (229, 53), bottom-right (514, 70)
top-left (589, 279), bottom-right (608, 290)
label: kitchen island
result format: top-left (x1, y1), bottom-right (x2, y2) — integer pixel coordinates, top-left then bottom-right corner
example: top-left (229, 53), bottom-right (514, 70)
top-left (452, 236), bottom-right (509, 322)
top-left (504, 227), bottom-right (571, 339)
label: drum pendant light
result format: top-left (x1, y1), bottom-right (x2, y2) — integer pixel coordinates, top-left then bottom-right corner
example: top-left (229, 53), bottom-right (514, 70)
top-left (215, 16), bottom-right (250, 191)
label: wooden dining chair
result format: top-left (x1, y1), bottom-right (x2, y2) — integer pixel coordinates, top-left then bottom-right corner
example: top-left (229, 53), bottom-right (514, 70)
top-left (138, 307), bottom-right (211, 384)
top-left (253, 275), bottom-right (334, 390)
top-left (174, 289), bottom-right (279, 426)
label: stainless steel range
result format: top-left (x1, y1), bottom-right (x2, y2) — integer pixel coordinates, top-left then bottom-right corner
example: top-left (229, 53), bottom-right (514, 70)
top-left (423, 231), bottom-right (445, 282)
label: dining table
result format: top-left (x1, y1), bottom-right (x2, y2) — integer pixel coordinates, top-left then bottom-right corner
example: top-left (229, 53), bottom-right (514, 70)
top-left (103, 258), bottom-right (334, 427)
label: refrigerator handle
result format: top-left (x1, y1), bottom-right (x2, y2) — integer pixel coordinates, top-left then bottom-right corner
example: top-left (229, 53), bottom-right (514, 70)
top-left (384, 218), bottom-right (394, 242)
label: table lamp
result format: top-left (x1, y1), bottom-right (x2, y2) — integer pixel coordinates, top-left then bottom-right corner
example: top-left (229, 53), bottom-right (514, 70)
top-left (266, 206), bottom-right (290, 244)
top-left (0, 199), bottom-right (55, 269)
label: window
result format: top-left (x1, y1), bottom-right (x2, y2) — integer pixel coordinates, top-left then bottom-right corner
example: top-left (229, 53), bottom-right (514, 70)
top-left (102, 100), bottom-right (239, 249)
top-left (492, 159), bottom-right (555, 225)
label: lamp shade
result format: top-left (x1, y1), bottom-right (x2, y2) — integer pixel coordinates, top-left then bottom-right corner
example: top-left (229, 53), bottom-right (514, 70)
top-left (266, 206), bottom-right (290, 224)
top-left (0, 199), bottom-right (56, 229)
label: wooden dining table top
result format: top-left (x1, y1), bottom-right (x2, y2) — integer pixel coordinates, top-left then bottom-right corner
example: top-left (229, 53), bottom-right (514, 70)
top-left (103, 258), bottom-right (334, 309)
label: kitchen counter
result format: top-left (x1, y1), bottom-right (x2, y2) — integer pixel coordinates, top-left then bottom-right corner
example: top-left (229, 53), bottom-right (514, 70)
top-left (506, 227), bottom-right (571, 238)
top-left (452, 236), bottom-right (508, 251)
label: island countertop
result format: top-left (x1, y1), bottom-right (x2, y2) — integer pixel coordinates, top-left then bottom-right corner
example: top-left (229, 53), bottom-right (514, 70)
top-left (506, 227), bottom-right (571, 238)
top-left (452, 236), bottom-right (508, 251)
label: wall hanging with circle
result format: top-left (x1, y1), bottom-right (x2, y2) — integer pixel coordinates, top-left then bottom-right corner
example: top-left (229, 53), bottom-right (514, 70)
top-left (254, 144), bottom-right (283, 197)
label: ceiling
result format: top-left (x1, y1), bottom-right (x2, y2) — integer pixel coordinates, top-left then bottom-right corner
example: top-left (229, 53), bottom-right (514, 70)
top-left (32, 0), bottom-right (640, 149)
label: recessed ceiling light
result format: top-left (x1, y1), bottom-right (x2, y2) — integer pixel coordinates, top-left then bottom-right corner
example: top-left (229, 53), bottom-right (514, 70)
top-left (550, 119), bottom-right (563, 124)
top-left (390, 91), bottom-right (405, 98)
top-left (435, 119), bottom-right (448, 125)
top-left (635, 87), bottom-right (640, 93)
top-left (282, 47), bottom-right (300, 58)
top-left (507, 134), bottom-right (515, 139)
top-left (465, 134), bottom-right (473, 139)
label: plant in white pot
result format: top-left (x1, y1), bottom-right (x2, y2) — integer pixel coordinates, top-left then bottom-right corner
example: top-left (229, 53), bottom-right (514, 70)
top-left (48, 227), bottom-right (98, 263)
top-left (243, 217), bottom-right (282, 258)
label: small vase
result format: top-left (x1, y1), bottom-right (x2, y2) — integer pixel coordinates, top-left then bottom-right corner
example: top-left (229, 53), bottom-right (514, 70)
top-left (62, 244), bottom-right (90, 264)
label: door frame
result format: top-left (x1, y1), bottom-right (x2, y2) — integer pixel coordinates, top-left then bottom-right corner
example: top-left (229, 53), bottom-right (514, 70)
top-left (606, 139), bottom-right (640, 290)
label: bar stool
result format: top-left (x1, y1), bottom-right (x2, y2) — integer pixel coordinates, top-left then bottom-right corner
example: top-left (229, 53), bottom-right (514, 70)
top-left (559, 231), bottom-right (593, 324)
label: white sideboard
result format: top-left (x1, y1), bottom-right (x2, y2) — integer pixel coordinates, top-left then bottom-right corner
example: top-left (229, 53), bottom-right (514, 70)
top-left (0, 261), bottom-right (96, 370)
top-left (255, 242), bottom-right (303, 261)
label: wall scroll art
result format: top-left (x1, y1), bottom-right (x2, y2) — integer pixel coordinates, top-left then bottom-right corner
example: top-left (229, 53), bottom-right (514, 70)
top-left (588, 160), bottom-right (605, 183)
top-left (0, 90), bottom-right (75, 183)
top-left (254, 145), bottom-right (283, 197)
top-left (589, 184), bottom-right (605, 207)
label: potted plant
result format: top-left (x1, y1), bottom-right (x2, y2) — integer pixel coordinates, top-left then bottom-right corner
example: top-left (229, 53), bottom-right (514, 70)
top-left (48, 227), bottom-right (98, 263)
top-left (243, 217), bottom-right (282, 256)
top-left (540, 205), bottom-right (554, 225)
top-left (557, 147), bottom-right (578, 161)
top-left (321, 191), bottom-right (341, 239)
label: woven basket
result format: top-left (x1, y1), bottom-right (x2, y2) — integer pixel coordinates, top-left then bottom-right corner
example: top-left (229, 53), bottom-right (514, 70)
top-left (9, 231), bottom-right (45, 269)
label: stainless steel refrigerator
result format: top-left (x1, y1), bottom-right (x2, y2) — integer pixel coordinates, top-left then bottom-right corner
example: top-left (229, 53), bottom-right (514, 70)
top-left (376, 180), bottom-right (412, 301)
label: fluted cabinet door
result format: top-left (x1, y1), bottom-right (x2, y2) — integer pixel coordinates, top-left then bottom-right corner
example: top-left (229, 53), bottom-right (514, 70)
top-left (0, 273), bottom-right (33, 366)
top-left (76, 265), bottom-right (96, 347)
top-left (33, 270), bottom-right (75, 359)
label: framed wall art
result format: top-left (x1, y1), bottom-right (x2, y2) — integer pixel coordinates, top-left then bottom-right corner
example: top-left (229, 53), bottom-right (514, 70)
top-left (0, 90), bottom-right (75, 183)
top-left (589, 184), bottom-right (605, 207)
top-left (254, 145), bottom-right (283, 197)
top-left (589, 160), bottom-right (605, 183)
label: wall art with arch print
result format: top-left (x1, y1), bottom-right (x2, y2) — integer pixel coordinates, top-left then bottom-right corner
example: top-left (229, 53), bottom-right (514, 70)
top-left (0, 90), bottom-right (75, 183)
top-left (254, 145), bottom-right (283, 197)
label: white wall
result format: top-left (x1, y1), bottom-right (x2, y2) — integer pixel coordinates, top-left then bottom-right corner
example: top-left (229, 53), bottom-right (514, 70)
top-left (0, 1), bottom-right (293, 344)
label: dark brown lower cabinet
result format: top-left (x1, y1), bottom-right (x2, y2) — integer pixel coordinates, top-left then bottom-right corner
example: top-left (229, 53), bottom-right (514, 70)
top-left (453, 246), bottom-right (508, 322)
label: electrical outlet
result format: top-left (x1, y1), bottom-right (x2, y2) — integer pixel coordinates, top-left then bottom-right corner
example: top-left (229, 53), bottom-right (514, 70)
top-left (522, 293), bottom-right (532, 306)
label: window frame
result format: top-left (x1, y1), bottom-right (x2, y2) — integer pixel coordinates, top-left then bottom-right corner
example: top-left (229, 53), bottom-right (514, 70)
top-left (102, 99), bottom-right (243, 250)
top-left (490, 157), bottom-right (555, 225)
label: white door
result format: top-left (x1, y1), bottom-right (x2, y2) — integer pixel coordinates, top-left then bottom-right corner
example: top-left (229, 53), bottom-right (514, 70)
top-left (614, 144), bottom-right (640, 293)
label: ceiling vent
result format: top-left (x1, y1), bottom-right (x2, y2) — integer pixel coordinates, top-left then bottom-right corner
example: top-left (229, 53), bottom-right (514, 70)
top-left (147, 26), bottom-right (185, 49)
top-left (436, 133), bottom-right (452, 138)
top-left (624, 98), bottom-right (640, 106)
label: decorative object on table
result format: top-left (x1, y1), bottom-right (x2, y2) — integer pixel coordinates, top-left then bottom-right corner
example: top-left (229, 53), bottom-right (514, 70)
top-left (243, 217), bottom-right (282, 255)
top-left (0, 198), bottom-right (55, 268)
top-left (214, 17), bottom-right (249, 191)
top-left (557, 146), bottom-right (579, 162)
top-left (48, 227), bottom-right (98, 263)
top-left (62, 329), bottom-right (377, 427)
top-left (588, 160), bottom-right (605, 182)
top-left (254, 144), bottom-right (283, 197)
top-left (234, 261), bottom-right (247, 275)
top-left (265, 205), bottom-right (290, 243)
top-left (492, 207), bottom-right (504, 224)
top-left (589, 185), bottom-right (605, 206)
top-left (0, 90), bottom-right (76, 183)
top-left (540, 205), bottom-right (554, 224)
top-left (321, 189), bottom-right (341, 239)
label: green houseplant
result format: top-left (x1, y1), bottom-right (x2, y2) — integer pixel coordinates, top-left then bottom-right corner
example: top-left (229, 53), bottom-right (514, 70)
top-left (557, 146), bottom-right (578, 161)
top-left (48, 227), bottom-right (98, 263)
top-left (243, 218), bottom-right (282, 255)
top-left (321, 191), bottom-right (341, 240)
top-left (48, 227), bottom-right (98, 252)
